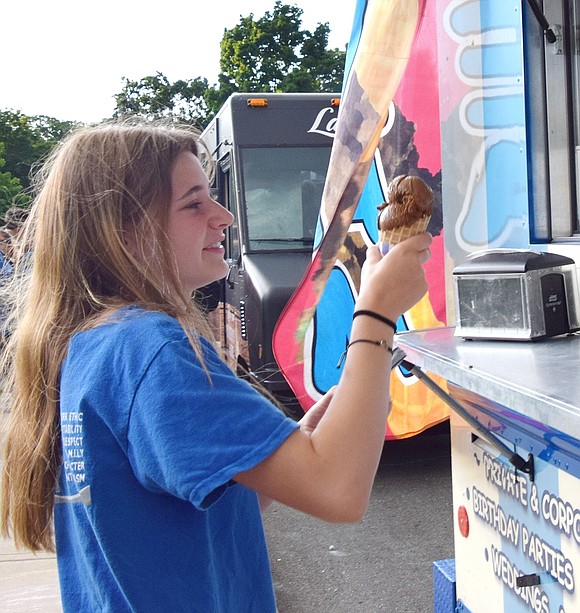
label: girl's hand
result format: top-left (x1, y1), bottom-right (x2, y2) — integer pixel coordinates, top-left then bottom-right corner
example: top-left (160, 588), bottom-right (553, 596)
top-left (357, 232), bottom-right (432, 320)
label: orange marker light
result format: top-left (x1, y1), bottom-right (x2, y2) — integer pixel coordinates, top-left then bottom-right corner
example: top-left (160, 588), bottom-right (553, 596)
top-left (247, 98), bottom-right (268, 107)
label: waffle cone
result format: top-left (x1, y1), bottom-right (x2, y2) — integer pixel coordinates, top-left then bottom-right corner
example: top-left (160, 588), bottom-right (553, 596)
top-left (379, 215), bottom-right (431, 245)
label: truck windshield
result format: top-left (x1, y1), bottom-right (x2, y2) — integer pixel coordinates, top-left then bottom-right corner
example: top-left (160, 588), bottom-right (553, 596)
top-left (241, 146), bottom-right (332, 251)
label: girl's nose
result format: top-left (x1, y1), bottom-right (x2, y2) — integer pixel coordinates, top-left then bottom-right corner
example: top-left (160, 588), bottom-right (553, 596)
top-left (209, 199), bottom-right (234, 229)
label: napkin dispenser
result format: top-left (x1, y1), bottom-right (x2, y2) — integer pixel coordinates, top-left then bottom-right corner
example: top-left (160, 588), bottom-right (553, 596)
top-left (453, 250), bottom-right (580, 340)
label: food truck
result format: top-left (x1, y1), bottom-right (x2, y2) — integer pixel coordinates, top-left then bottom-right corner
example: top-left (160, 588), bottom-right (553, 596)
top-left (388, 1), bottom-right (580, 611)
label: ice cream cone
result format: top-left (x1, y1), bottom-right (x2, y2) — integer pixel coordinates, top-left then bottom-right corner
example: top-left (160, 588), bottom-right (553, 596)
top-left (379, 215), bottom-right (431, 246)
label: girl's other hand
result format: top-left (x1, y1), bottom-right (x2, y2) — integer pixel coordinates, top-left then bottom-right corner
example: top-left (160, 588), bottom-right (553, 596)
top-left (298, 386), bottom-right (336, 436)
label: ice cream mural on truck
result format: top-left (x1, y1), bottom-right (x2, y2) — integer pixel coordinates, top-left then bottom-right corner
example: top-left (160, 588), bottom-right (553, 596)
top-left (272, 0), bottom-right (451, 439)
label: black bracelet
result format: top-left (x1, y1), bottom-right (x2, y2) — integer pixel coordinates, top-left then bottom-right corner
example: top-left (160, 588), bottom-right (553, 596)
top-left (353, 310), bottom-right (397, 334)
top-left (336, 338), bottom-right (393, 368)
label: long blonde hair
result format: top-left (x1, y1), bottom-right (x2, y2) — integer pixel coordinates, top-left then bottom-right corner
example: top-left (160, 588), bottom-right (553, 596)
top-left (0, 120), bottom-right (217, 552)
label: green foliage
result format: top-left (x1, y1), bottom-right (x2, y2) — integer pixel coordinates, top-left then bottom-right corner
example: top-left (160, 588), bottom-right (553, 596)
top-left (214, 2), bottom-right (345, 111)
top-left (0, 110), bottom-right (77, 189)
top-left (0, 143), bottom-right (29, 217)
top-left (0, 172), bottom-right (27, 212)
top-left (113, 73), bottom-right (213, 129)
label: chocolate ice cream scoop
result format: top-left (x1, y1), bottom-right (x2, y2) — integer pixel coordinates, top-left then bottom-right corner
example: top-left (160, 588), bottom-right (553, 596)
top-left (377, 175), bottom-right (433, 233)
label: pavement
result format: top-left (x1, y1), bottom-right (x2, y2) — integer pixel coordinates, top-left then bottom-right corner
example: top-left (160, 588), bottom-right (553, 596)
top-left (0, 536), bottom-right (61, 612)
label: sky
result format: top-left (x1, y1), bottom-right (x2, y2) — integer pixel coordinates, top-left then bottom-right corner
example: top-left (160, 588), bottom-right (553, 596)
top-left (4, 0), bottom-right (355, 124)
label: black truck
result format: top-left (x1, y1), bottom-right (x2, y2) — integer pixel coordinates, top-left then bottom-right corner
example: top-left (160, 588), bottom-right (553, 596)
top-left (199, 92), bottom-right (340, 412)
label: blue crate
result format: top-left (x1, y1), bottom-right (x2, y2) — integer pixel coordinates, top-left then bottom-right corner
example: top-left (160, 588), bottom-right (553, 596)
top-left (433, 558), bottom-right (456, 613)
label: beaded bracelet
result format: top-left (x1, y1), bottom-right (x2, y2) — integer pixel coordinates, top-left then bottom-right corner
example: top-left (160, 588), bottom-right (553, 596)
top-left (336, 338), bottom-right (393, 368)
top-left (352, 309), bottom-right (397, 334)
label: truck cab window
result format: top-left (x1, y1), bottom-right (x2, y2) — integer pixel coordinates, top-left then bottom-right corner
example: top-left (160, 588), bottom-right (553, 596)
top-left (526, 0), bottom-right (580, 240)
top-left (240, 147), bottom-right (331, 251)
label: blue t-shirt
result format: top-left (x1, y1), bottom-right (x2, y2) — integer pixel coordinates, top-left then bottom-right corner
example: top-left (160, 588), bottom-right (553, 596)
top-left (54, 308), bottom-right (299, 612)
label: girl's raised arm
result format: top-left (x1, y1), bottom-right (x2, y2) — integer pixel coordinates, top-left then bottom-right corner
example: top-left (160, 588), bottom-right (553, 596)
top-left (234, 232), bottom-right (432, 522)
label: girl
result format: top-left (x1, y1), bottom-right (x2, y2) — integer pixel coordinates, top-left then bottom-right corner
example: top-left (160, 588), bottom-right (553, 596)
top-left (0, 120), bottom-right (431, 612)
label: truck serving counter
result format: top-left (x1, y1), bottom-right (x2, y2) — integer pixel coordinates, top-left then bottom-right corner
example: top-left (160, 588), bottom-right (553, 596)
top-left (396, 327), bottom-right (580, 613)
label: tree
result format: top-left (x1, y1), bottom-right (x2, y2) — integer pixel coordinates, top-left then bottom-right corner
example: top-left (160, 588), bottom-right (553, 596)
top-left (214, 1), bottom-right (345, 111)
top-left (292, 25), bottom-right (346, 91)
top-left (0, 110), bottom-right (77, 189)
top-left (0, 142), bottom-right (26, 215)
top-left (113, 73), bottom-right (212, 129)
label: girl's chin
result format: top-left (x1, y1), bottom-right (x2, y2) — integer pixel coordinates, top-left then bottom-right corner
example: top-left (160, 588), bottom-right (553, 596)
top-left (191, 269), bottom-right (229, 292)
